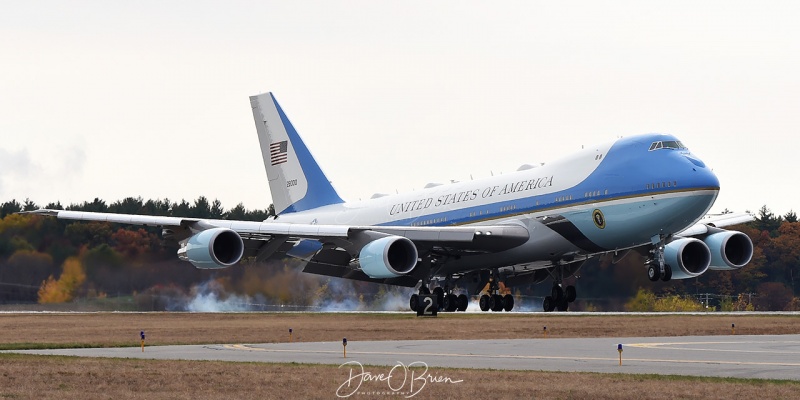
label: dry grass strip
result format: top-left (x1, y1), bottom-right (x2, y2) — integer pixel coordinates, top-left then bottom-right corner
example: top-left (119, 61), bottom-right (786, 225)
top-left (0, 313), bottom-right (798, 348)
top-left (1, 354), bottom-right (799, 400)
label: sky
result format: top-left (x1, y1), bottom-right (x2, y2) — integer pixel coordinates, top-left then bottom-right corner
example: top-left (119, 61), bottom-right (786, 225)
top-left (1, 1), bottom-right (799, 217)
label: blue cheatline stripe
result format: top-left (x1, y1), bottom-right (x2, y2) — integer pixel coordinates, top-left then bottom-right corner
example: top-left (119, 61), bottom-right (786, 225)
top-left (271, 96), bottom-right (344, 214)
top-left (379, 133), bottom-right (719, 228)
top-left (379, 186), bottom-right (716, 228)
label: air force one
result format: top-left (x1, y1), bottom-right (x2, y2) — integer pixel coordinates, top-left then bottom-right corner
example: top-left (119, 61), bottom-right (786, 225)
top-left (29, 93), bottom-right (754, 312)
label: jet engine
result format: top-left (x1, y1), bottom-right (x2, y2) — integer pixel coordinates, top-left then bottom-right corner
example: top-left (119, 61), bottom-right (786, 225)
top-left (359, 236), bottom-right (419, 279)
top-left (664, 238), bottom-right (711, 279)
top-left (704, 230), bottom-right (754, 270)
top-left (177, 228), bottom-right (244, 269)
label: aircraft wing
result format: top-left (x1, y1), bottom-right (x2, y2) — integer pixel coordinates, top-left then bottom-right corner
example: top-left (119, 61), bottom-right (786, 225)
top-left (677, 212), bottom-right (755, 237)
top-left (25, 209), bottom-right (348, 237)
top-left (24, 209), bottom-right (529, 256)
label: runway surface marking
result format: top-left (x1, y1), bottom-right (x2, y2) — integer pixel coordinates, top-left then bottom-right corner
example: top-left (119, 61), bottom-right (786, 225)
top-left (628, 340), bottom-right (800, 354)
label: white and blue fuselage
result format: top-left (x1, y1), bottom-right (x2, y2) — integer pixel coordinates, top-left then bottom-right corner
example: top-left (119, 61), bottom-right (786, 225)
top-left (275, 133), bottom-right (719, 272)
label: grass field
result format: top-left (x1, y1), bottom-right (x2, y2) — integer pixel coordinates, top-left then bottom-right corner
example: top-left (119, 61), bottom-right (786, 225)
top-left (1, 312), bottom-right (799, 399)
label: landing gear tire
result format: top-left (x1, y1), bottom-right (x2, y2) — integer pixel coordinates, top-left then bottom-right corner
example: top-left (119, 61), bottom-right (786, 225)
top-left (543, 295), bottom-right (556, 312)
top-left (433, 287), bottom-right (444, 310)
top-left (457, 294), bottom-right (468, 311)
top-left (479, 295), bottom-right (491, 311)
top-left (661, 265), bottom-right (672, 282)
top-left (551, 285), bottom-right (564, 302)
top-left (647, 265), bottom-right (661, 282)
top-left (557, 298), bottom-right (569, 312)
top-left (503, 294), bottom-right (514, 312)
top-left (565, 285), bottom-right (577, 303)
top-left (409, 294), bottom-right (419, 312)
top-left (490, 294), bottom-right (504, 312)
top-left (444, 294), bottom-right (458, 312)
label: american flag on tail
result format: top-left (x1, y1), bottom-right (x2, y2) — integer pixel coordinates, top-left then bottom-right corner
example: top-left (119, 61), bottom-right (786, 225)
top-left (270, 141), bottom-right (288, 165)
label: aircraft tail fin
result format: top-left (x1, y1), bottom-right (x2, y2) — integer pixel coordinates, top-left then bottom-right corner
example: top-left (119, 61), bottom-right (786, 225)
top-left (250, 93), bottom-right (344, 215)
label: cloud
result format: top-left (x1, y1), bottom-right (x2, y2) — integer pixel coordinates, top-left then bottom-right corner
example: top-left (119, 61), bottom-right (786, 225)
top-left (0, 148), bottom-right (38, 197)
top-left (0, 146), bottom-right (85, 203)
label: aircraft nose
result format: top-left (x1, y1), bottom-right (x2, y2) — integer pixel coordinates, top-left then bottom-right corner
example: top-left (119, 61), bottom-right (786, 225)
top-left (684, 154), bottom-right (720, 189)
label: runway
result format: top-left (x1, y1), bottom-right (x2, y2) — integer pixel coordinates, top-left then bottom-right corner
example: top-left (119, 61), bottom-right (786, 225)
top-left (8, 334), bottom-right (800, 380)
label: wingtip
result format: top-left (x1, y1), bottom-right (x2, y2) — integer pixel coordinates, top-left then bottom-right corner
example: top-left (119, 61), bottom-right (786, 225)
top-left (17, 209), bottom-right (60, 217)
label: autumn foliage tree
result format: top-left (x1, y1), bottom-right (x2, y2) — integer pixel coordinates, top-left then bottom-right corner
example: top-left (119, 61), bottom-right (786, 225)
top-left (110, 228), bottom-right (158, 259)
top-left (38, 257), bottom-right (86, 303)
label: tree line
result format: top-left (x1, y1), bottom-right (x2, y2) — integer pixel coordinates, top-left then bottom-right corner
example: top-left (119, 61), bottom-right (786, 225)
top-left (0, 197), bottom-right (275, 221)
top-left (0, 197), bottom-right (798, 311)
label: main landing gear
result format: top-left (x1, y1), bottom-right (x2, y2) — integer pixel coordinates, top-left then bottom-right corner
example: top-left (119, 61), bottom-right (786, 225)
top-left (478, 293), bottom-right (514, 312)
top-left (542, 283), bottom-right (576, 312)
top-left (478, 270), bottom-right (514, 312)
top-left (433, 286), bottom-right (468, 312)
top-left (542, 265), bottom-right (577, 312)
top-left (409, 285), bottom-right (468, 312)
top-left (647, 239), bottom-right (672, 282)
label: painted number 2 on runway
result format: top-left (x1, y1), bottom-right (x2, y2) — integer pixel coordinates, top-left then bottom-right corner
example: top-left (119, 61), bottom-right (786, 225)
top-left (417, 294), bottom-right (438, 317)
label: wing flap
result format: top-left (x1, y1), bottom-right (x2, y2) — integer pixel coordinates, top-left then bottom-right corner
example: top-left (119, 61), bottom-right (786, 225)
top-left (365, 224), bottom-right (529, 252)
top-left (302, 262), bottom-right (419, 287)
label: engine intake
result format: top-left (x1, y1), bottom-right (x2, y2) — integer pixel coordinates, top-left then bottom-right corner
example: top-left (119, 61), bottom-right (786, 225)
top-left (664, 238), bottom-right (711, 279)
top-left (704, 231), bottom-right (754, 270)
top-left (178, 228), bottom-right (244, 269)
top-left (359, 236), bottom-right (419, 279)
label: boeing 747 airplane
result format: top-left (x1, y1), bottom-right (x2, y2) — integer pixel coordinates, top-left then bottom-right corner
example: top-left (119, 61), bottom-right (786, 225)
top-left (29, 93), bottom-right (754, 312)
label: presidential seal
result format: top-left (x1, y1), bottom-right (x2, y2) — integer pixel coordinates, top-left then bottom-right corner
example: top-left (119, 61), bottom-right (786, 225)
top-left (592, 209), bottom-right (605, 229)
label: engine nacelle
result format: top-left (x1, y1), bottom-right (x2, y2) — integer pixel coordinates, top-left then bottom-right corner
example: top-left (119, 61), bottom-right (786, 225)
top-left (664, 238), bottom-right (711, 279)
top-left (704, 231), bottom-right (754, 270)
top-left (359, 236), bottom-right (419, 279)
top-left (177, 228), bottom-right (244, 269)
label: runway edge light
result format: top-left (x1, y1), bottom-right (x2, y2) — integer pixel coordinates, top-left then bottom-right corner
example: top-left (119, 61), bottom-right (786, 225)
top-left (732, 323), bottom-right (735, 335)
top-left (289, 328), bottom-right (293, 343)
top-left (140, 331), bottom-right (145, 352)
top-left (617, 344), bottom-right (623, 366)
top-left (343, 338), bottom-right (347, 358)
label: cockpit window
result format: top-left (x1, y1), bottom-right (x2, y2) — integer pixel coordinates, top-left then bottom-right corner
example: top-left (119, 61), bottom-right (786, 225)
top-left (649, 140), bottom-right (687, 151)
